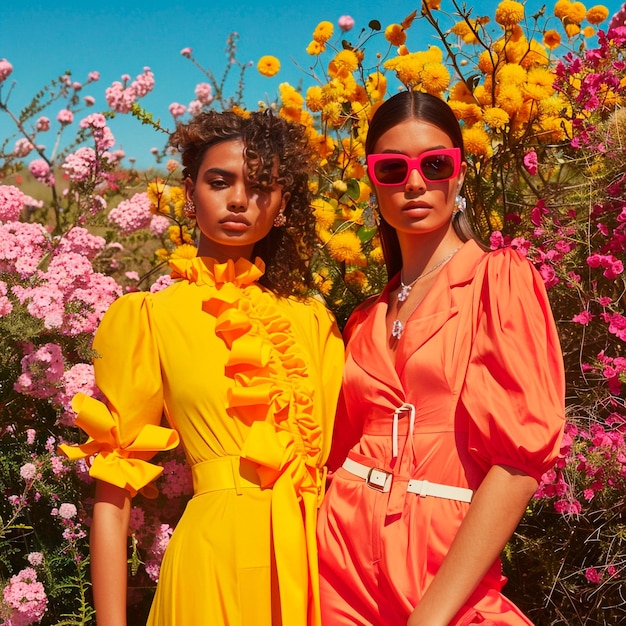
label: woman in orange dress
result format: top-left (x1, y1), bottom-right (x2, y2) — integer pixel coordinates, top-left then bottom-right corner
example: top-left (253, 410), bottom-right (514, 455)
top-left (60, 110), bottom-right (343, 626)
top-left (316, 91), bottom-right (565, 626)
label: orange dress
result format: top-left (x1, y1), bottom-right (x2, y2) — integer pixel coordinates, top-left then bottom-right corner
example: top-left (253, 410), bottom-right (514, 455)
top-left (317, 241), bottom-right (565, 625)
top-left (60, 256), bottom-right (344, 626)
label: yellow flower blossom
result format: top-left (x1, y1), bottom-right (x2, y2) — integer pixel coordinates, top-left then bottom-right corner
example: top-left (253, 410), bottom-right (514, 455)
top-left (543, 29), bottom-right (562, 49)
top-left (449, 101), bottom-right (483, 126)
top-left (582, 25), bottom-right (596, 37)
top-left (538, 95), bottom-right (569, 117)
top-left (306, 85), bottom-right (325, 112)
top-left (257, 55), bottom-right (280, 77)
top-left (170, 186), bottom-right (186, 219)
top-left (385, 24), bottom-right (407, 46)
top-left (496, 63), bottom-right (527, 86)
top-left (312, 198), bottom-right (338, 230)
top-left (398, 44), bottom-right (410, 56)
top-left (306, 40), bottom-right (325, 56)
top-left (523, 82), bottom-right (549, 102)
top-left (478, 50), bottom-right (498, 75)
top-left (328, 49), bottom-right (359, 78)
top-left (586, 5), bottom-right (609, 24)
top-left (520, 40), bottom-right (550, 68)
top-left (566, 1), bottom-right (588, 23)
top-left (554, 0), bottom-right (572, 19)
top-left (366, 72), bottom-right (387, 101)
top-left (313, 21), bottom-right (334, 44)
top-left (473, 84), bottom-right (493, 107)
top-left (341, 136), bottom-right (365, 160)
top-left (352, 83), bottom-right (370, 106)
top-left (450, 81), bottom-right (475, 104)
top-left (495, 0), bottom-right (525, 27)
top-left (170, 243), bottom-right (198, 261)
top-left (345, 269), bottom-right (369, 291)
top-left (147, 179), bottom-right (171, 212)
top-left (155, 248), bottom-right (170, 262)
top-left (370, 245), bottom-right (385, 265)
top-left (325, 229), bottom-right (365, 265)
top-left (357, 181), bottom-right (372, 203)
top-left (496, 83), bottom-right (525, 115)
top-left (279, 83), bottom-right (304, 110)
top-left (232, 105), bottom-right (250, 119)
top-left (313, 268), bottom-right (333, 296)
top-left (462, 125), bottom-right (492, 157)
top-left (527, 67), bottom-right (555, 91)
top-left (483, 106), bottom-right (510, 129)
top-left (424, 0), bottom-right (442, 9)
top-left (564, 22), bottom-right (581, 37)
top-left (421, 63), bottom-right (451, 95)
top-left (168, 225), bottom-right (194, 246)
top-left (322, 101), bottom-right (343, 126)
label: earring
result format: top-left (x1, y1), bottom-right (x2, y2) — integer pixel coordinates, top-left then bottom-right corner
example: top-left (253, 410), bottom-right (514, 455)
top-left (453, 194), bottom-right (467, 215)
top-left (183, 200), bottom-right (196, 218)
top-left (273, 211), bottom-right (286, 227)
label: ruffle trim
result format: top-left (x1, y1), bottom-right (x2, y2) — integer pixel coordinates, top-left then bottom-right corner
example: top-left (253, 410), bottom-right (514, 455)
top-left (58, 394), bottom-right (179, 498)
top-left (169, 255), bottom-right (265, 288)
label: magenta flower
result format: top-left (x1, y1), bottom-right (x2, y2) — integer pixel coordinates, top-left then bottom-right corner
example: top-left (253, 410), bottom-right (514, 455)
top-left (523, 150), bottom-right (538, 175)
top-left (585, 567), bottom-right (601, 584)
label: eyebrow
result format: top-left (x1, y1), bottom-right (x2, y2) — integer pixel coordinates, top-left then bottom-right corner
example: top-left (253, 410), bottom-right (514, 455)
top-left (378, 145), bottom-right (450, 155)
top-left (203, 167), bottom-right (234, 177)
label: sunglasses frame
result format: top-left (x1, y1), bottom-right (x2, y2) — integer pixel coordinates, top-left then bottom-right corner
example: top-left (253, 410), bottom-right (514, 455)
top-left (367, 148), bottom-right (462, 186)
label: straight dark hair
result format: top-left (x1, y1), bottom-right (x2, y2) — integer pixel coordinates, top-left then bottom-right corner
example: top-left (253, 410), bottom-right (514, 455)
top-left (365, 90), bottom-right (483, 279)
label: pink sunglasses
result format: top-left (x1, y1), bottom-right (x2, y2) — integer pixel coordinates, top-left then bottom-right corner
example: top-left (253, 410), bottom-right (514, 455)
top-left (367, 148), bottom-right (462, 186)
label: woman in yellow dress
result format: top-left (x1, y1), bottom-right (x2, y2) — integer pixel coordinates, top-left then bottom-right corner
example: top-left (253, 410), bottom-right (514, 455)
top-left (60, 110), bottom-right (344, 626)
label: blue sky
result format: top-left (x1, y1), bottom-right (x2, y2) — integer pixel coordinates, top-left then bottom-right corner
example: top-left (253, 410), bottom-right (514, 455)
top-left (3, 0), bottom-right (625, 169)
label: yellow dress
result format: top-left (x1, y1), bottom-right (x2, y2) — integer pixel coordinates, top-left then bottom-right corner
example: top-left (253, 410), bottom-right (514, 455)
top-left (60, 256), bottom-right (344, 626)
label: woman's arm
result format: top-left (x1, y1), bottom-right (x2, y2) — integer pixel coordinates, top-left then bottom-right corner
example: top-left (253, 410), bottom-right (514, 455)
top-left (90, 479), bottom-right (132, 626)
top-left (407, 464), bottom-right (538, 626)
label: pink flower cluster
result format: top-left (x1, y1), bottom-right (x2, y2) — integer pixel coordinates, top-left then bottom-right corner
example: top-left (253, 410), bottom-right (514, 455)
top-left (0, 58), bottom-right (12, 82)
top-left (14, 343), bottom-right (65, 400)
top-left (0, 221), bottom-right (50, 278)
top-left (105, 67), bottom-right (155, 113)
top-left (62, 147), bottom-right (96, 182)
top-left (27, 159), bottom-right (54, 187)
top-left (0, 185), bottom-right (43, 222)
top-left (2, 568), bottom-right (47, 626)
top-left (108, 191), bottom-right (153, 234)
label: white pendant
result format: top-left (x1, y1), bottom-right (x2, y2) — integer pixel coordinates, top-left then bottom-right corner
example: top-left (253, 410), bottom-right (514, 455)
top-left (391, 319), bottom-right (404, 339)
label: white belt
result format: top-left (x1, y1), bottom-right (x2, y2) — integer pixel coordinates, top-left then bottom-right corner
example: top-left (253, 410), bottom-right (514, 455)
top-left (342, 457), bottom-right (473, 503)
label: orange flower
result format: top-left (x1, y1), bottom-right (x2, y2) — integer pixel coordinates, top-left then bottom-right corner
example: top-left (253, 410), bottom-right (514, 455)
top-left (495, 0), bottom-right (525, 27)
top-left (385, 23), bottom-right (407, 46)
top-left (586, 5), bottom-right (609, 24)
top-left (313, 21), bottom-right (334, 43)
top-left (543, 29), bottom-right (562, 49)
top-left (257, 55), bottom-right (280, 77)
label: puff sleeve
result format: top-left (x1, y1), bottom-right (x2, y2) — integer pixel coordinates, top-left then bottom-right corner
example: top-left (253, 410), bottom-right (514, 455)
top-left (461, 248), bottom-right (565, 482)
top-left (59, 292), bottom-right (179, 496)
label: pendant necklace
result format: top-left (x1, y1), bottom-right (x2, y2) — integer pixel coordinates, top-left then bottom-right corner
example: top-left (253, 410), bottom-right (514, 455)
top-left (391, 246), bottom-right (461, 340)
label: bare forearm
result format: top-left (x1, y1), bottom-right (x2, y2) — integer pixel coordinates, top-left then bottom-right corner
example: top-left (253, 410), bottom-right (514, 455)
top-left (407, 465), bottom-right (538, 626)
top-left (90, 480), bottom-right (132, 626)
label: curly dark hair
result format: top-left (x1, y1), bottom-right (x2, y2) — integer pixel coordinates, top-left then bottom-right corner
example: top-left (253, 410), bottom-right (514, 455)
top-left (168, 109), bottom-right (316, 298)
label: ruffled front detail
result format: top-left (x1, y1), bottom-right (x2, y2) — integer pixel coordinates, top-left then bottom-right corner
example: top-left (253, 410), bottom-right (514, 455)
top-left (59, 394), bottom-right (179, 498)
top-left (169, 255), bottom-right (265, 288)
top-left (200, 257), bottom-right (324, 626)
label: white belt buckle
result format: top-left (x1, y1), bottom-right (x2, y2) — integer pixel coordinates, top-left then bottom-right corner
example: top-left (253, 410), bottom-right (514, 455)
top-left (366, 467), bottom-right (391, 492)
